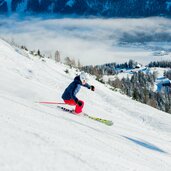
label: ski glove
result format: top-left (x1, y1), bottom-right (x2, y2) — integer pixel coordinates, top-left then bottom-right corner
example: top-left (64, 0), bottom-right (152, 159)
top-left (90, 85), bottom-right (95, 91)
top-left (77, 100), bottom-right (83, 106)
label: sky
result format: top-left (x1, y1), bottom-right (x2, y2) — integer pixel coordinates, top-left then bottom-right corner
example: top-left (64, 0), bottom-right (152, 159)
top-left (0, 16), bottom-right (171, 65)
top-left (0, 38), bottom-right (171, 171)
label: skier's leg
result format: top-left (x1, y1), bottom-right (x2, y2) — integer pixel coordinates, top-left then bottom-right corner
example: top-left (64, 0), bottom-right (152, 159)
top-left (64, 99), bottom-right (76, 106)
top-left (75, 100), bottom-right (84, 114)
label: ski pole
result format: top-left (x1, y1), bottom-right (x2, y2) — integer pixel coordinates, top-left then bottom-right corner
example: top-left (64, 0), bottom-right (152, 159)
top-left (36, 101), bottom-right (66, 105)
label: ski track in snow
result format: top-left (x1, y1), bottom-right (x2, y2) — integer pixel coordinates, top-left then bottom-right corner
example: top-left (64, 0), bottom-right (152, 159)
top-left (0, 38), bottom-right (171, 171)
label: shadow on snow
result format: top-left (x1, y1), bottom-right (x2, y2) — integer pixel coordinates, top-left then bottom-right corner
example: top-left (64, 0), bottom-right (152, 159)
top-left (122, 136), bottom-right (167, 154)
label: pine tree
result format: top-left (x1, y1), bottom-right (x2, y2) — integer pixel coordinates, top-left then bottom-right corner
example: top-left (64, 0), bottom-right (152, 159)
top-left (77, 59), bottom-right (81, 69)
top-left (54, 50), bottom-right (61, 62)
top-left (64, 57), bottom-right (72, 66)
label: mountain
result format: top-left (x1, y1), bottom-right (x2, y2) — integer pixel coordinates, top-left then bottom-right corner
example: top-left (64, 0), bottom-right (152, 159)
top-left (1, 0), bottom-right (171, 17)
top-left (0, 38), bottom-right (171, 170)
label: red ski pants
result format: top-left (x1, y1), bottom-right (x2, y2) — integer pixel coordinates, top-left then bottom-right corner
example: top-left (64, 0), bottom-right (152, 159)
top-left (64, 99), bottom-right (84, 114)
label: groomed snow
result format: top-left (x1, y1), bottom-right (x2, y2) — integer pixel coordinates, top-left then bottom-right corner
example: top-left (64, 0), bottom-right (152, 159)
top-left (0, 39), bottom-right (171, 171)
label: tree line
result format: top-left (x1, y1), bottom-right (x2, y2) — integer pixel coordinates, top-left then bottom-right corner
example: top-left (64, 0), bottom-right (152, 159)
top-left (81, 60), bottom-right (138, 79)
top-left (110, 71), bottom-right (171, 114)
top-left (148, 61), bottom-right (171, 68)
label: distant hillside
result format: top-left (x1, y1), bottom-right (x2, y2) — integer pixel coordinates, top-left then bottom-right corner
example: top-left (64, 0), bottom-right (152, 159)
top-left (1, 0), bottom-right (171, 17)
top-left (81, 60), bottom-right (171, 114)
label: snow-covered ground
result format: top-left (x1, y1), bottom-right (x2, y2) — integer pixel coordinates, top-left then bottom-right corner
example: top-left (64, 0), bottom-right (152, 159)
top-left (0, 39), bottom-right (171, 171)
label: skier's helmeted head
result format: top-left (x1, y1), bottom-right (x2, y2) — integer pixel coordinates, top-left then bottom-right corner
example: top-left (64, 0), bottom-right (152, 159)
top-left (80, 71), bottom-right (87, 84)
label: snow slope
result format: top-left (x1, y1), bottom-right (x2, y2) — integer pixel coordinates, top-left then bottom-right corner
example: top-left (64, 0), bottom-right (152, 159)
top-left (0, 39), bottom-right (171, 171)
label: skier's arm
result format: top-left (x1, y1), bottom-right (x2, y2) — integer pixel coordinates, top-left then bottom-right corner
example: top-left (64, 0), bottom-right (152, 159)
top-left (82, 83), bottom-right (91, 89)
top-left (83, 83), bottom-right (95, 91)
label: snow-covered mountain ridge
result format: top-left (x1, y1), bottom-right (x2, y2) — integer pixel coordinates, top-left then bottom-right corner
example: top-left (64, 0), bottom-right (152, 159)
top-left (0, 38), bottom-right (171, 171)
top-left (1, 0), bottom-right (171, 17)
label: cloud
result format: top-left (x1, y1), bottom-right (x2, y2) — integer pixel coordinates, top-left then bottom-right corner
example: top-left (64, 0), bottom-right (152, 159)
top-left (0, 16), bottom-right (171, 65)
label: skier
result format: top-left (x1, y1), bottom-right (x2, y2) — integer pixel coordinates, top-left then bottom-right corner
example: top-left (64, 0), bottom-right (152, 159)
top-left (62, 71), bottom-right (95, 114)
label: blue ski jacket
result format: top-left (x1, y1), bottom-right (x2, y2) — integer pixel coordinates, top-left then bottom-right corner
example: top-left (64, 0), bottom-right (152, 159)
top-left (62, 75), bottom-right (91, 102)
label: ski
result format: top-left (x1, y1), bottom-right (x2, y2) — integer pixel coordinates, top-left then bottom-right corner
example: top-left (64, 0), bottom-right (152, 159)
top-left (83, 113), bottom-right (113, 126)
top-left (57, 106), bottom-right (74, 113)
top-left (57, 106), bottom-right (113, 126)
